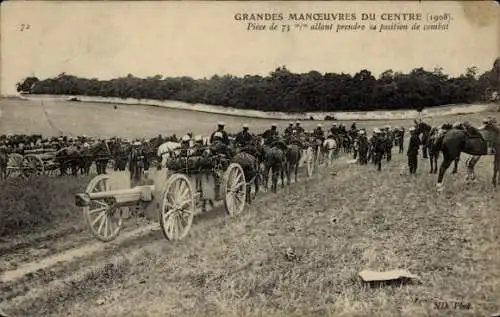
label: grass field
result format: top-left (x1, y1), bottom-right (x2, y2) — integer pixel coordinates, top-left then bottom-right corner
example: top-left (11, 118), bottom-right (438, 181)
top-left (1, 98), bottom-right (500, 317)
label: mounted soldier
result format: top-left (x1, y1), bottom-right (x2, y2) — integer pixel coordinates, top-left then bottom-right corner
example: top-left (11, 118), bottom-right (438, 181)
top-left (351, 121), bottom-right (357, 131)
top-left (210, 121), bottom-right (230, 146)
top-left (178, 134), bottom-right (193, 157)
top-left (284, 122), bottom-right (294, 137)
top-left (293, 121), bottom-right (305, 136)
top-left (235, 123), bottom-right (253, 148)
top-left (210, 131), bottom-right (233, 157)
top-left (313, 124), bottom-right (325, 142)
top-left (262, 123), bottom-right (280, 146)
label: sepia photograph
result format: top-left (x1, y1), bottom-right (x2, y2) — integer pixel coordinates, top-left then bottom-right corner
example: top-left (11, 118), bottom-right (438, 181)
top-left (0, 0), bottom-right (499, 316)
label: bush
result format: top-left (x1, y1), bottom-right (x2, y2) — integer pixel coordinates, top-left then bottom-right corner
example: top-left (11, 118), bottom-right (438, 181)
top-left (0, 175), bottom-right (92, 237)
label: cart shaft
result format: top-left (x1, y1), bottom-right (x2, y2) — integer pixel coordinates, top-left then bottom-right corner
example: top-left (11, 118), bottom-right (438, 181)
top-left (75, 185), bottom-right (155, 207)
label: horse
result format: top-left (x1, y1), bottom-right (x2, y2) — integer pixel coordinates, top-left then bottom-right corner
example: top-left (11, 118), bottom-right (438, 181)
top-left (231, 150), bottom-right (261, 204)
top-left (414, 120), bottom-right (432, 159)
top-left (262, 140), bottom-right (286, 193)
top-left (285, 143), bottom-right (301, 184)
top-left (427, 125), bottom-right (460, 174)
top-left (436, 120), bottom-right (500, 190)
top-left (322, 137), bottom-right (338, 166)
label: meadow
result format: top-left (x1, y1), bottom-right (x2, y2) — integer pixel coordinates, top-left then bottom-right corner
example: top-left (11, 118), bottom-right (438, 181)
top-left (0, 98), bottom-right (499, 317)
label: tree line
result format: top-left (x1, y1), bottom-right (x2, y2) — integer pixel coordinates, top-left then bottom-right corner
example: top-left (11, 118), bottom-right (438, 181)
top-left (16, 59), bottom-right (500, 113)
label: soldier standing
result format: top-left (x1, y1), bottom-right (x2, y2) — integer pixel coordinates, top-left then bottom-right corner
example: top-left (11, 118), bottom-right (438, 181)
top-left (372, 128), bottom-right (385, 171)
top-left (407, 127), bottom-right (420, 174)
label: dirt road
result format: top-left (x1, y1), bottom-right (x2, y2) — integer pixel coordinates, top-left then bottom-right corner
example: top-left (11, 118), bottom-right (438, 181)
top-left (2, 151), bottom-right (500, 317)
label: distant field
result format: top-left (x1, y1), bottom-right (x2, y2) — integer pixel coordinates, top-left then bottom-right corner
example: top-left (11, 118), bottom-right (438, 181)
top-left (1, 97), bottom-right (498, 138)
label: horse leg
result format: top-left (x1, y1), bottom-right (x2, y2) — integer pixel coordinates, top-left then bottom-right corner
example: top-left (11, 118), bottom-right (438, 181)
top-left (493, 155), bottom-right (499, 187)
top-left (437, 157), bottom-right (453, 190)
top-left (452, 155), bottom-right (459, 174)
top-left (272, 167), bottom-right (278, 193)
top-left (466, 156), bottom-right (481, 182)
top-left (285, 160), bottom-right (292, 185)
top-left (429, 153), bottom-right (434, 174)
top-left (280, 163), bottom-right (285, 189)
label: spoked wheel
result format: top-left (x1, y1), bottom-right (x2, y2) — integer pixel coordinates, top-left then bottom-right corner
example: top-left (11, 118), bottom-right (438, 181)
top-left (315, 145), bottom-right (322, 168)
top-left (6, 153), bottom-right (25, 178)
top-left (83, 174), bottom-right (123, 242)
top-left (223, 163), bottom-right (247, 216)
top-left (23, 154), bottom-right (45, 177)
top-left (159, 173), bottom-right (195, 241)
top-left (306, 147), bottom-right (314, 177)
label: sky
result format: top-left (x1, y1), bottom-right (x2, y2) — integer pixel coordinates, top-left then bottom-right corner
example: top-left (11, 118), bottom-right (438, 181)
top-left (1, 1), bottom-right (498, 95)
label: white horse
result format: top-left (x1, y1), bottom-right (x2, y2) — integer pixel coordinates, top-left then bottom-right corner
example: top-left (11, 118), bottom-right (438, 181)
top-left (323, 137), bottom-right (338, 167)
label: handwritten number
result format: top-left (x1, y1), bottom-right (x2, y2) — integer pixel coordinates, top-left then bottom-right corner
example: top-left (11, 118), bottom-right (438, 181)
top-left (20, 24), bottom-right (31, 32)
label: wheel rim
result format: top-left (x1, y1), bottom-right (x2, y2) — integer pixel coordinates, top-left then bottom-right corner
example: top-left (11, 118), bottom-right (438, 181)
top-left (23, 155), bottom-right (45, 177)
top-left (160, 174), bottom-right (195, 241)
top-left (307, 148), bottom-right (314, 177)
top-left (83, 175), bottom-right (122, 242)
top-left (7, 154), bottom-right (25, 178)
top-left (224, 163), bottom-right (246, 216)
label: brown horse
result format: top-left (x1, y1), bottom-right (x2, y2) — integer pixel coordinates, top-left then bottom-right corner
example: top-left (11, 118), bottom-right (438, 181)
top-left (427, 126), bottom-right (460, 174)
top-left (437, 120), bottom-right (500, 190)
top-left (285, 143), bottom-right (301, 184)
top-left (262, 140), bottom-right (286, 193)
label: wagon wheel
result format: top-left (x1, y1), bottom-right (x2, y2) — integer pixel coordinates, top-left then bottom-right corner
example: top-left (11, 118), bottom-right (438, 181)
top-left (6, 153), bottom-right (25, 178)
top-left (159, 173), bottom-right (195, 241)
top-left (223, 163), bottom-right (247, 216)
top-left (315, 144), bottom-right (322, 168)
top-left (23, 154), bottom-right (45, 177)
top-left (83, 175), bottom-right (123, 242)
top-left (306, 147), bottom-right (314, 177)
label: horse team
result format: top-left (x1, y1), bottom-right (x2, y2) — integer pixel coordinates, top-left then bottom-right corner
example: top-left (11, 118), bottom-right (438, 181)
top-left (1, 115), bottom-right (499, 192)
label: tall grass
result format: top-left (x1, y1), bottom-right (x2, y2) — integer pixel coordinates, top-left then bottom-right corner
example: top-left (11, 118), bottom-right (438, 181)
top-left (0, 175), bottom-right (92, 237)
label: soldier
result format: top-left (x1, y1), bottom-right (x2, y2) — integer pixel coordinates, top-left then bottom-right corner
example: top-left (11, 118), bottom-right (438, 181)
top-left (358, 129), bottom-right (369, 165)
top-left (129, 141), bottom-right (145, 185)
top-left (210, 131), bottom-right (233, 157)
top-left (294, 121), bottom-right (305, 135)
top-left (330, 123), bottom-right (339, 135)
top-left (397, 126), bottom-right (405, 154)
top-left (263, 123), bottom-right (279, 145)
top-left (351, 121), bottom-right (357, 131)
top-left (235, 123), bottom-right (253, 147)
top-left (482, 117), bottom-right (496, 154)
top-left (284, 122), bottom-right (294, 136)
top-left (192, 135), bottom-right (206, 156)
top-left (407, 127), bottom-right (420, 174)
top-left (384, 125), bottom-right (393, 162)
top-left (313, 124), bottom-right (325, 141)
top-left (179, 134), bottom-right (192, 157)
top-left (210, 121), bottom-right (229, 145)
top-left (371, 128), bottom-right (385, 171)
